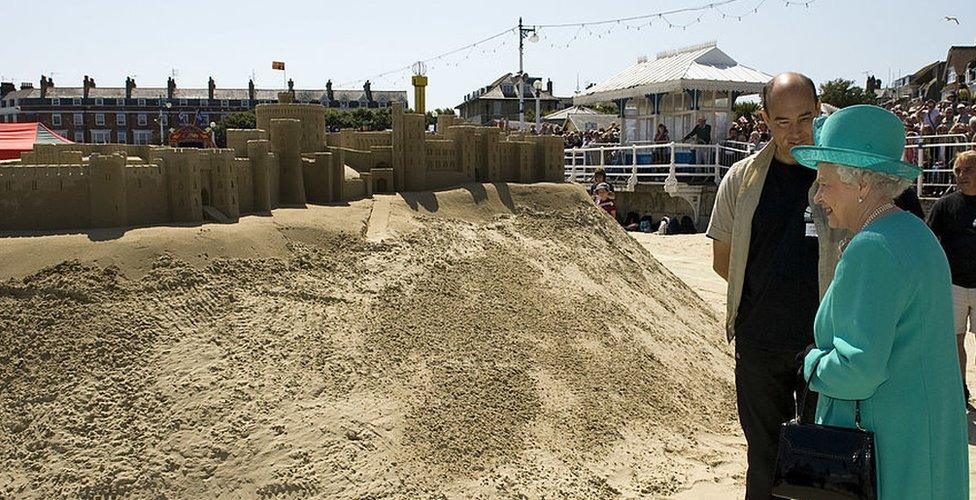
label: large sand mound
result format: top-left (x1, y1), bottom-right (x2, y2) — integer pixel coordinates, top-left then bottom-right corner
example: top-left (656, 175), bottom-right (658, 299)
top-left (0, 183), bottom-right (738, 498)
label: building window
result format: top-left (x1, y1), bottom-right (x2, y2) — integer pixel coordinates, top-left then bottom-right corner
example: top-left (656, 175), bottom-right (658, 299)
top-left (73, 97), bottom-right (81, 106)
top-left (199, 99), bottom-right (208, 106)
top-left (161, 113), bottom-right (168, 126)
top-left (117, 131), bottom-right (126, 143)
top-left (52, 113), bottom-right (61, 126)
top-left (493, 102), bottom-right (502, 116)
top-left (348, 101), bottom-right (359, 109)
top-left (73, 113), bottom-right (83, 126)
top-left (179, 112), bottom-right (188, 124)
top-left (95, 113), bottom-right (105, 126)
top-left (95, 98), bottom-right (104, 106)
top-left (179, 99), bottom-right (188, 106)
top-left (138, 98), bottom-right (146, 107)
top-left (138, 114), bottom-right (147, 126)
top-left (200, 113), bottom-right (209, 124)
top-left (116, 98), bottom-right (125, 105)
top-left (74, 131), bottom-right (84, 142)
top-left (52, 98), bottom-right (60, 106)
top-left (91, 130), bottom-right (110, 143)
top-left (116, 113), bottom-right (126, 125)
top-left (134, 130), bottom-right (152, 145)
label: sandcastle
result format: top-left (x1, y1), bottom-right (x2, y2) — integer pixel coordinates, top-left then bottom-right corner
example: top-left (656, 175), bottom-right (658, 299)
top-left (0, 92), bottom-right (564, 231)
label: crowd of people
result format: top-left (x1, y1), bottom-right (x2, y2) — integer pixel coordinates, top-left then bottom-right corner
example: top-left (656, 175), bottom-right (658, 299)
top-left (881, 94), bottom-right (976, 196)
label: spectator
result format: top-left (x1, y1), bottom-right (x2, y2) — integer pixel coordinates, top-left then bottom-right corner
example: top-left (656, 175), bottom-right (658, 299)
top-left (969, 117), bottom-right (976, 143)
top-left (682, 117), bottom-right (712, 165)
top-left (956, 104), bottom-right (970, 126)
top-left (654, 124), bottom-right (670, 163)
top-left (923, 99), bottom-right (941, 128)
top-left (927, 150), bottom-right (976, 403)
top-left (593, 182), bottom-right (616, 219)
top-left (588, 168), bottom-right (615, 197)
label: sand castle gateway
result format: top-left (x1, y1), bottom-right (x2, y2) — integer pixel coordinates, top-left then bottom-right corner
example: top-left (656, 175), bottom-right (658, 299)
top-left (0, 91), bottom-right (564, 231)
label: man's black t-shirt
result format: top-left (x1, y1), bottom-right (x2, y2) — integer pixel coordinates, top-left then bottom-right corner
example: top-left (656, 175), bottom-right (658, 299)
top-left (927, 191), bottom-right (976, 288)
top-left (735, 158), bottom-right (820, 353)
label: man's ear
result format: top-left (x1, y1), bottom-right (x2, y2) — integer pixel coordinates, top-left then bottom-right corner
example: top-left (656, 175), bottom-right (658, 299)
top-left (814, 100), bottom-right (822, 114)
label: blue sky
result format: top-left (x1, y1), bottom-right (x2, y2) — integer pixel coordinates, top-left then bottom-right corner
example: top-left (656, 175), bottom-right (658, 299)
top-left (2, 0), bottom-right (971, 108)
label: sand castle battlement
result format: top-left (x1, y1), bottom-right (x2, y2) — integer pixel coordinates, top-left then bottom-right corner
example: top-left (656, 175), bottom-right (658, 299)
top-left (0, 93), bottom-right (563, 232)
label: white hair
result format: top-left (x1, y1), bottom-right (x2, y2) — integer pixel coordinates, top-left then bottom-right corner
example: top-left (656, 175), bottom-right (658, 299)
top-left (835, 166), bottom-right (913, 200)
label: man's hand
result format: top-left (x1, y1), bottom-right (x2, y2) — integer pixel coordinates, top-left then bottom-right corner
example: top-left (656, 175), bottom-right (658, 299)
top-left (712, 238), bottom-right (731, 281)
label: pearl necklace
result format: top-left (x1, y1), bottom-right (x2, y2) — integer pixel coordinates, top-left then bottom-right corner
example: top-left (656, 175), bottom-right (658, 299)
top-left (839, 202), bottom-right (897, 254)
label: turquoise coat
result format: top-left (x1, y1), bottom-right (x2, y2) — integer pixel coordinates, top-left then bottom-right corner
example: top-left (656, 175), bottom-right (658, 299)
top-left (803, 211), bottom-right (969, 499)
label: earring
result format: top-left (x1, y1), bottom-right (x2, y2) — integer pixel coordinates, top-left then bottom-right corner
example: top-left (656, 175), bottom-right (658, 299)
top-left (858, 196), bottom-right (864, 204)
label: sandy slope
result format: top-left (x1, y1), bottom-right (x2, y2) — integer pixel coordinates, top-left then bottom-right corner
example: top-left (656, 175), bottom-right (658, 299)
top-left (0, 184), bottom-right (742, 499)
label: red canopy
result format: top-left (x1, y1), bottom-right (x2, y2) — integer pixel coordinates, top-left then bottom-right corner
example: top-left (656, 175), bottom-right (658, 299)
top-left (0, 123), bottom-right (73, 160)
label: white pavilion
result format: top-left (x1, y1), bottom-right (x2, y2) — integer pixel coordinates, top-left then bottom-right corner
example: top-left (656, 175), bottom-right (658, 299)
top-left (573, 42), bottom-right (771, 144)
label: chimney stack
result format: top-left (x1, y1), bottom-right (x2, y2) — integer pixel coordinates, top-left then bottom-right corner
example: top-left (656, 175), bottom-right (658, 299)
top-left (248, 79), bottom-right (255, 102)
top-left (83, 75), bottom-right (95, 99)
top-left (20, 82), bottom-right (34, 90)
top-left (0, 82), bottom-right (15, 99)
top-left (40, 76), bottom-right (48, 98)
top-left (546, 79), bottom-right (553, 95)
top-left (125, 76), bottom-right (136, 99)
top-left (208, 76), bottom-right (215, 100)
top-left (167, 76), bottom-right (176, 99)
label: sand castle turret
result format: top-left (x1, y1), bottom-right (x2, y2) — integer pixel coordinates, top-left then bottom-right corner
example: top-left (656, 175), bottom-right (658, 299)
top-left (271, 119), bottom-right (305, 206)
top-left (89, 153), bottom-right (128, 228)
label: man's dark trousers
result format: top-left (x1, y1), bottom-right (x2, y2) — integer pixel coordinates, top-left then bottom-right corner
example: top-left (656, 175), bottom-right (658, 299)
top-left (735, 346), bottom-right (818, 500)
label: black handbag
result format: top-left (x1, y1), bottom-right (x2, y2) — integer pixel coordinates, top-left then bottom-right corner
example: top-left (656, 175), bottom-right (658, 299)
top-left (771, 369), bottom-right (877, 500)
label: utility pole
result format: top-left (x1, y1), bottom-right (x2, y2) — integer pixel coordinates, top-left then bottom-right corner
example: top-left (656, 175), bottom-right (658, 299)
top-left (518, 17), bottom-right (538, 131)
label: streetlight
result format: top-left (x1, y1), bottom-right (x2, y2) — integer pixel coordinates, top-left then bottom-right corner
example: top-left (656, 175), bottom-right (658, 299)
top-left (517, 17), bottom-right (538, 131)
top-left (158, 97), bottom-right (172, 145)
top-left (532, 80), bottom-right (543, 133)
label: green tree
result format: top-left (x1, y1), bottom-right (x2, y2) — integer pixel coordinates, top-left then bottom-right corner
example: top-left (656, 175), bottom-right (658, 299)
top-left (213, 110), bottom-right (256, 148)
top-left (818, 79), bottom-right (876, 108)
top-left (425, 108), bottom-right (457, 128)
top-left (733, 101), bottom-right (760, 119)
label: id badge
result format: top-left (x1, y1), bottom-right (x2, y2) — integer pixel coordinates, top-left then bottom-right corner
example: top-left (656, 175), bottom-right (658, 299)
top-left (804, 206), bottom-right (818, 238)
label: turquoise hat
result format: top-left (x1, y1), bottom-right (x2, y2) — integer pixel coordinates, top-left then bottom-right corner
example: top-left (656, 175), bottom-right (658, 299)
top-left (790, 104), bottom-right (921, 180)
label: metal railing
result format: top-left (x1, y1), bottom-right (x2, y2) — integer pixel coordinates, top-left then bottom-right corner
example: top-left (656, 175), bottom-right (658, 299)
top-left (565, 139), bottom-right (976, 198)
top-left (564, 141), bottom-right (753, 190)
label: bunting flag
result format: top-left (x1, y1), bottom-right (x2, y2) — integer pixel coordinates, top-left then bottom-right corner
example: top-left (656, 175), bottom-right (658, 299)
top-left (272, 61), bottom-right (285, 71)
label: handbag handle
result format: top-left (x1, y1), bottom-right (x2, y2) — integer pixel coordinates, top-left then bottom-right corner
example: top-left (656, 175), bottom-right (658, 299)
top-left (797, 355), bottom-right (863, 430)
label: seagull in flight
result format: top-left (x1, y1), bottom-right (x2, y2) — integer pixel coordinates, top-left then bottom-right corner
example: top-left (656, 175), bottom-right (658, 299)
top-left (944, 16), bottom-right (959, 25)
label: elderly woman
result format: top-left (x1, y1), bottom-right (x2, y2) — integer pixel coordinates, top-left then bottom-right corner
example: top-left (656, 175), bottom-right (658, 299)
top-left (791, 105), bottom-right (968, 499)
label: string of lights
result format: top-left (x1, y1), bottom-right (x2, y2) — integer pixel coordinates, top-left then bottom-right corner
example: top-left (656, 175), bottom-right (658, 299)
top-left (338, 0), bottom-right (815, 87)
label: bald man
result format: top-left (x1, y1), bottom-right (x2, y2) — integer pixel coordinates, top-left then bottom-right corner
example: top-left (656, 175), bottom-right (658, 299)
top-left (706, 73), bottom-right (849, 499)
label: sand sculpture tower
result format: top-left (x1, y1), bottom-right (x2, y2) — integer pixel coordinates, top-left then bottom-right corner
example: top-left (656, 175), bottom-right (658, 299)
top-left (255, 92), bottom-right (327, 154)
top-left (208, 149), bottom-right (240, 219)
top-left (271, 119), bottom-right (306, 206)
top-left (158, 148), bottom-right (203, 223)
top-left (391, 103), bottom-right (427, 191)
top-left (247, 139), bottom-right (272, 212)
top-left (88, 153), bottom-right (128, 228)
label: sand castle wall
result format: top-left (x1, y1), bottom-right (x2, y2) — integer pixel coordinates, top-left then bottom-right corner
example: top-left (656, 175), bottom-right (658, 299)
top-left (1, 96), bottom-right (566, 232)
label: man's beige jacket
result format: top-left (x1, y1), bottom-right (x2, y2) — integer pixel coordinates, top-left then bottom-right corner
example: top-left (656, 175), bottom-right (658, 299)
top-left (706, 143), bottom-right (849, 342)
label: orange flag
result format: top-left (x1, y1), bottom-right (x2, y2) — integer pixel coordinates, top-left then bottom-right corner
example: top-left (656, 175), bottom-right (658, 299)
top-left (272, 61), bottom-right (285, 71)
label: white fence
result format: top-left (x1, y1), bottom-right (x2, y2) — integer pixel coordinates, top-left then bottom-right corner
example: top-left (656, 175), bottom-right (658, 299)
top-left (565, 138), bottom-right (975, 198)
top-left (564, 141), bottom-right (754, 191)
